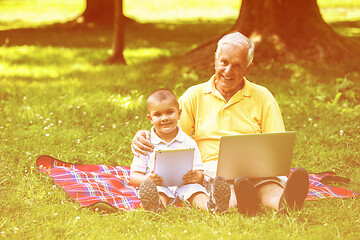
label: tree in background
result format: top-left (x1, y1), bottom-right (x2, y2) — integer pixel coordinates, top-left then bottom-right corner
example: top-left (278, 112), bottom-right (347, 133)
top-left (77, 0), bottom-right (360, 69)
top-left (77, 0), bottom-right (114, 25)
top-left (76, 0), bottom-right (134, 25)
top-left (186, 0), bottom-right (360, 70)
top-left (104, 0), bottom-right (126, 64)
top-left (77, 0), bottom-right (128, 65)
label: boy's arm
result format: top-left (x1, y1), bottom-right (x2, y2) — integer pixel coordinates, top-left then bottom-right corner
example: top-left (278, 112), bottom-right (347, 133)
top-left (182, 137), bottom-right (204, 184)
top-left (130, 170), bottom-right (148, 187)
top-left (182, 170), bottom-right (204, 184)
top-left (130, 170), bottom-right (164, 187)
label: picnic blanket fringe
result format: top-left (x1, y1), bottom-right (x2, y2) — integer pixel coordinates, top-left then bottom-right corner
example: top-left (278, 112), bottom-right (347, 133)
top-left (36, 155), bottom-right (359, 211)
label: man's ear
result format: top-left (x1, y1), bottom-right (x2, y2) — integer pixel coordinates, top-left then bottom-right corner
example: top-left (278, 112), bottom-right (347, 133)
top-left (245, 62), bottom-right (253, 76)
top-left (178, 108), bottom-right (182, 120)
top-left (214, 53), bottom-right (218, 71)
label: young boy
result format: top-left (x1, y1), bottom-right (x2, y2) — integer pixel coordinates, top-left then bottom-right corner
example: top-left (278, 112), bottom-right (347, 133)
top-left (130, 89), bottom-right (230, 213)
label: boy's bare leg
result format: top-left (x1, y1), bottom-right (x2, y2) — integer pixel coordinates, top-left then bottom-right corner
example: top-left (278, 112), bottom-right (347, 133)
top-left (256, 182), bottom-right (283, 210)
top-left (188, 192), bottom-right (210, 211)
top-left (229, 187), bottom-right (238, 209)
top-left (159, 193), bottom-right (170, 208)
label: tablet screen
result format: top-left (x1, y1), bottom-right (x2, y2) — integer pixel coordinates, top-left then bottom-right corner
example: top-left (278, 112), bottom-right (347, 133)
top-left (154, 148), bottom-right (194, 186)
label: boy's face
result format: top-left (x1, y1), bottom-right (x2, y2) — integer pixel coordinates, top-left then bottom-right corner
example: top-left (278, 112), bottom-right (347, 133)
top-left (147, 98), bottom-right (181, 136)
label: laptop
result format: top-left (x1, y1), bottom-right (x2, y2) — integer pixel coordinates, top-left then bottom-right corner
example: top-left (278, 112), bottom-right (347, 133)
top-left (154, 148), bottom-right (194, 186)
top-left (216, 132), bottom-right (296, 180)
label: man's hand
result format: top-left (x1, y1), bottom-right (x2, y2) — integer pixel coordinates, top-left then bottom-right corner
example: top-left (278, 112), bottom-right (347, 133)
top-left (131, 130), bottom-right (154, 157)
top-left (147, 173), bottom-right (163, 186)
top-left (183, 170), bottom-right (203, 184)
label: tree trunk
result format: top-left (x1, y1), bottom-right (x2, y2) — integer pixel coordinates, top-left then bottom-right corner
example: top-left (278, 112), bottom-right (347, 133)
top-left (80, 0), bottom-right (114, 25)
top-left (77, 0), bottom-right (134, 26)
top-left (104, 0), bottom-right (126, 64)
top-left (186, 0), bottom-right (360, 71)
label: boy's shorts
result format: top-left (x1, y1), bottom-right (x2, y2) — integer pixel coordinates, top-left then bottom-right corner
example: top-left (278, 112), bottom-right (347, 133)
top-left (135, 183), bottom-right (208, 207)
top-left (157, 183), bottom-right (209, 206)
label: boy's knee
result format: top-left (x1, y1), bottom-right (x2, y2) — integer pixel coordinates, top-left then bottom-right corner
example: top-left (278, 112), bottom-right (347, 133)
top-left (188, 192), bottom-right (209, 204)
top-left (159, 192), bottom-right (170, 207)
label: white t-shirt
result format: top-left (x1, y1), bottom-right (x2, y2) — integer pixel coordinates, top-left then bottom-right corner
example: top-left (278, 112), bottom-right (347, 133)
top-left (131, 126), bottom-right (204, 175)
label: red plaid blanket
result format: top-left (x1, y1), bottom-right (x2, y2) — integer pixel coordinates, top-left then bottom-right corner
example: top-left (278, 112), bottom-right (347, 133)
top-left (36, 155), bottom-right (358, 211)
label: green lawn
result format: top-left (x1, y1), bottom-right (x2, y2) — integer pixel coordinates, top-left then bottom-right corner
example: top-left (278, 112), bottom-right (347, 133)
top-left (0, 0), bottom-right (359, 239)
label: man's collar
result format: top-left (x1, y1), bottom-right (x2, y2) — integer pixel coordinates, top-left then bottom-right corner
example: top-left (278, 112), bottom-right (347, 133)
top-left (203, 75), bottom-right (252, 97)
top-left (240, 78), bottom-right (251, 97)
top-left (203, 75), bottom-right (215, 94)
top-left (150, 126), bottom-right (186, 145)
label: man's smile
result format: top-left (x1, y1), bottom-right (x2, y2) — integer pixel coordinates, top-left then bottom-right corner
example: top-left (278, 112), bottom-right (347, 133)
top-left (222, 75), bottom-right (234, 81)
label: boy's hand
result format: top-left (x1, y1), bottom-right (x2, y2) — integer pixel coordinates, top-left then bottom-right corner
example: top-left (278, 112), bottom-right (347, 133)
top-left (131, 130), bottom-right (154, 157)
top-left (183, 170), bottom-right (202, 184)
top-left (147, 173), bottom-right (163, 186)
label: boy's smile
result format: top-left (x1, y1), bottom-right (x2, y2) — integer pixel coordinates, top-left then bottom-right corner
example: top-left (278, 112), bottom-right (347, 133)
top-left (147, 98), bottom-right (182, 142)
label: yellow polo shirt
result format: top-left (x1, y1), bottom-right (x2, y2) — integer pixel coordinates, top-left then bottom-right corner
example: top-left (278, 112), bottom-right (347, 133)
top-left (178, 75), bottom-right (285, 164)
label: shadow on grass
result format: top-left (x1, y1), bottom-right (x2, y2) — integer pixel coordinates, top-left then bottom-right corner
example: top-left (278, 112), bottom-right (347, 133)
top-left (1, 19), bottom-right (359, 85)
top-left (1, 19), bottom-right (359, 51)
top-left (330, 20), bottom-right (360, 28)
top-left (0, 20), bottom-right (235, 50)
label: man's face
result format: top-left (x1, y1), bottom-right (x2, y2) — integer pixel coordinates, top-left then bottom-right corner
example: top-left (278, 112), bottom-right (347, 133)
top-left (214, 43), bottom-right (252, 96)
top-left (147, 99), bottom-right (181, 136)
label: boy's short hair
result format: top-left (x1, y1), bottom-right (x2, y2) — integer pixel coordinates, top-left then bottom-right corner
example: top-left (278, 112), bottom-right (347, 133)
top-left (147, 89), bottom-right (179, 111)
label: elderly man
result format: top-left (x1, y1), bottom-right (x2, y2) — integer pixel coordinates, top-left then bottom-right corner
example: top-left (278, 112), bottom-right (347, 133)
top-left (132, 32), bottom-right (309, 214)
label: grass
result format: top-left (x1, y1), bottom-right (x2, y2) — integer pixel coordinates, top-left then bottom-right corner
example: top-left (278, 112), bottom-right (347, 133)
top-left (1, 0), bottom-right (360, 239)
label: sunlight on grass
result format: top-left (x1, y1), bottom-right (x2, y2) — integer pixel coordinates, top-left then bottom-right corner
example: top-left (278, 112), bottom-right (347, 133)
top-left (125, 48), bottom-right (171, 64)
top-left (0, 46), bottom-right (171, 80)
top-left (0, 63), bottom-right (61, 79)
top-left (108, 93), bottom-right (144, 110)
top-left (318, 0), bottom-right (360, 8)
top-left (125, 6), bottom-right (240, 22)
top-left (333, 25), bottom-right (360, 37)
top-left (320, 8), bottom-right (360, 22)
top-left (0, 0), bottom-right (84, 29)
top-left (124, 0), bottom-right (242, 22)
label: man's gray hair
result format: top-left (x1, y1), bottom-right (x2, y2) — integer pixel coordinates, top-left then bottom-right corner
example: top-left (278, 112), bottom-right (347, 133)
top-left (215, 32), bottom-right (255, 67)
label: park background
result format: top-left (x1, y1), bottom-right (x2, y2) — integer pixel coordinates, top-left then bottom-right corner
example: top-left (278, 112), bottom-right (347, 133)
top-left (0, 0), bottom-right (359, 239)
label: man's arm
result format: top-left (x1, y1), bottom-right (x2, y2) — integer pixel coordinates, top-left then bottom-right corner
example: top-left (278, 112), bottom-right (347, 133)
top-left (131, 130), bottom-right (154, 157)
top-left (262, 101), bottom-right (285, 133)
top-left (178, 90), bottom-right (195, 136)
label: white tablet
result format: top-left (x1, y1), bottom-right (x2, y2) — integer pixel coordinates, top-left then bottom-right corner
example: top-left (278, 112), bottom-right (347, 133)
top-left (154, 148), bottom-right (194, 186)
